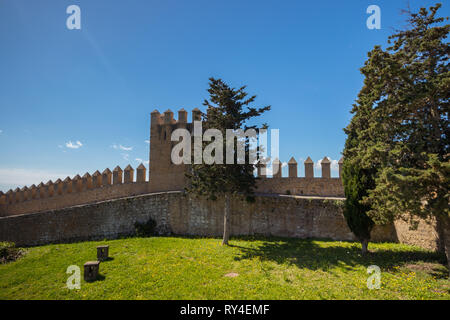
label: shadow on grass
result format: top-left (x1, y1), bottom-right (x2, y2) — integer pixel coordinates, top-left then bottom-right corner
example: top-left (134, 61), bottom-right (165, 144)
top-left (100, 257), bottom-right (114, 262)
top-left (85, 274), bottom-right (106, 283)
top-left (230, 237), bottom-right (447, 272)
top-left (422, 265), bottom-right (449, 279)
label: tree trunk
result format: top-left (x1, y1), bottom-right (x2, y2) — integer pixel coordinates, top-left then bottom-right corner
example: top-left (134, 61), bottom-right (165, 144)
top-left (436, 215), bottom-right (450, 278)
top-left (361, 238), bottom-right (369, 255)
top-left (222, 194), bottom-right (230, 246)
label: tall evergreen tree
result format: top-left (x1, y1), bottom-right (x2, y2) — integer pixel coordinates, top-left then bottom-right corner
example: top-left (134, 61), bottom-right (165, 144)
top-left (186, 78), bottom-right (270, 245)
top-left (343, 4), bottom-right (449, 258)
top-left (342, 59), bottom-right (383, 253)
top-left (364, 4), bottom-right (449, 224)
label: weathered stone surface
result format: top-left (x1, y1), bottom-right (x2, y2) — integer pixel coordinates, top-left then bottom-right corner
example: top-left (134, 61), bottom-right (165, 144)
top-left (97, 245), bottom-right (109, 261)
top-left (304, 157), bottom-right (314, 178)
top-left (256, 177), bottom-right (344, 197)
top-left (0, 193), bottom-right (442, 252)
top-left (288, 157), bottom-right (297, 178)
top-left (0, 191), bottom-right (416, 248)
top-left (0, 182), bottom-right (149, 217)
top-left (84, 261), bottom-right (100, 282)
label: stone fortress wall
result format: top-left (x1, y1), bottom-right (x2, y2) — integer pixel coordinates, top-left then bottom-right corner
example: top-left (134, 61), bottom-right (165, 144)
top-left (0, 192), bottom-right (354, 247)
top-left (0, 157), bottom-right (345, 217)
top-left (147, 108), bottom-right (345, 196)
top-left (0, 108), bottom-right (346, 217)
top-left (0, 165), bottom-right (149, 217)
top-left (0, 191), bottom-right (441, 252)
top-left (0, 108), bottom-right (445, 255)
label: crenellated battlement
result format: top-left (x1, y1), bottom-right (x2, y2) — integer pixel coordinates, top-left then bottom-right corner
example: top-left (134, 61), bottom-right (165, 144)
top-left (0, 164), bottom-right (149, 217)
top-left (256, 156), bottom-right (344, 179)
top-left (0, 108), bottom-right (345, 217)
top-left (148, 108), bottom-right (201, 193)
top-left (255, 156), bottom-right (344, 197)
top-left (150, 108), bottom-right (201, 127)
top-left (148, 108), bottom-right (345, 195)
top-left (0, 108), bottom-right (444, 254)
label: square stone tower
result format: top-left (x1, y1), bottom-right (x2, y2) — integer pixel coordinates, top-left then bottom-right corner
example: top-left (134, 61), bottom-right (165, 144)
top-left (148, 108), bottom-right (200, 192)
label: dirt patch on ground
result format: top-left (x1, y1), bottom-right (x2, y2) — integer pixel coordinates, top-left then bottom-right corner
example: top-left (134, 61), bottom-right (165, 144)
top-left (224, 272), bottom-right (239, 278)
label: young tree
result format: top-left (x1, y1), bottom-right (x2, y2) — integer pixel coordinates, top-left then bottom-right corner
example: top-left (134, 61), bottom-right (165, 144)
top-left (186, 78), bottom-right (270, 245)
top-left (343, 4), bottom-right (449, 258)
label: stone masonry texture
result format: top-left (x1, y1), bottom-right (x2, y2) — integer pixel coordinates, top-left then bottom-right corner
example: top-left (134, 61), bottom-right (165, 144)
top-left (0, 191), bottom-right (443, 251)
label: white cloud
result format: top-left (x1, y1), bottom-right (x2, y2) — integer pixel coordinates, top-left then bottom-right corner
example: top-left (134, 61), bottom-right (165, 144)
top-left (330, 159), bottom-right (339, 171)
top-left (0, 168), bottom-right (75, 192)
top-left (135, 158), bottom-right (149, 165)
top-left (0, 130), bottom-right (3, 134)
top-left (111, 144), bottom-right (134, 162)
top-left (315, 157), bottom-right (339, 172)
top-left (314, 159), bottom-right (322, 170)
top-left (65, 141), bottom-right (83, 149)
top-left (120, 145), bottom-right (133, 151)
top-left (112, 144), bottom-right (133, 151)
top-left (145, 140), bottom-right (150, 144)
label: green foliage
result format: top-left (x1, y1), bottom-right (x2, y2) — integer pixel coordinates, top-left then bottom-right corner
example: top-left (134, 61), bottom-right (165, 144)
top-left (369, 154), bottom-right (450, 225)
top-left (134, 218), bottom-right (157, 237)
top-left (342, 103), bottom-right (377, 247)
top-left (343, 4), bottom-right (449, 226)
top-left (342, 161), bottom-right (375, 242)
top-left (186, 77), bottom-right (271, 200)
top-left (0, 237), bottom-right (448, 299)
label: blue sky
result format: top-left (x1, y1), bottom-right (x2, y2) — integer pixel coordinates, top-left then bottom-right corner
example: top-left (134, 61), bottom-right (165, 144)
top-left (0, 0), bottom-right (448, 191)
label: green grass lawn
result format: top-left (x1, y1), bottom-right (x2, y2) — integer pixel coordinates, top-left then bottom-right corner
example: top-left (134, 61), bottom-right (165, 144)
top-left (0, 236), bottom-right (449, 300)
